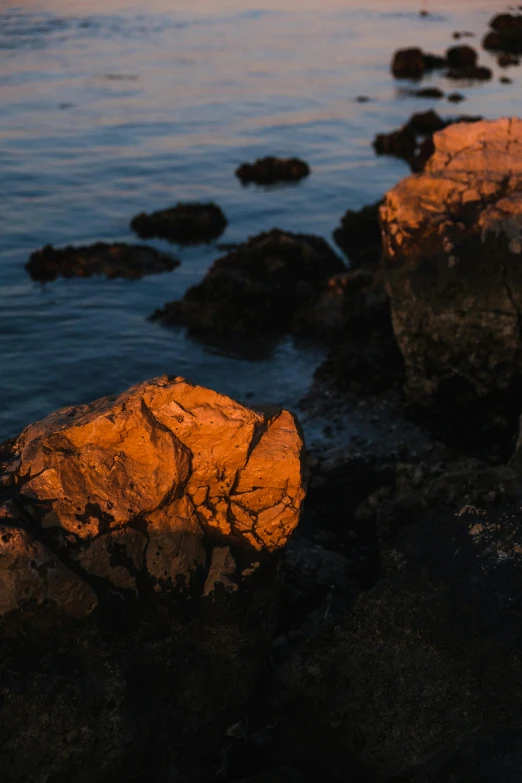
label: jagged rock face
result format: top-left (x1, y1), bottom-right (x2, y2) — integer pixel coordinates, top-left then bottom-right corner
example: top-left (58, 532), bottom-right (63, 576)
top-left (380, 117), bottom-right (522, 442)
top-left (0, 376), bottom-right (306, 783)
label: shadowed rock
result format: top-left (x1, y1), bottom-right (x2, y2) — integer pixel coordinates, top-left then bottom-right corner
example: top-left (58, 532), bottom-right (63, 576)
top-left (235, 156), bottom-right (310, 185)
top-left (130, 202), bottom-right (227, 244)
top-left (332, 200), bottom-right (383, 267)
top-left (413, 86), bottom-right (444, 99)
top-left (391, 48), bottom-right (447, 79)
top-left (26, 242), bottom-right (179, 281)
top-left (380, 117), bottom-right (522, 446)
top-left (151, 229), bottom-right (345, 356)
top-left (0, 376), bottom-right (307, 782)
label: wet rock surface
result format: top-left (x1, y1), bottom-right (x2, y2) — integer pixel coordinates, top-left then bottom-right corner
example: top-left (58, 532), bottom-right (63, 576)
top-left (380, 117), bottom-right (522, 447)
top-left (26, 242), bottom-right (179, 281)
top-left (130, 202), bottom-right (227, 244)
top-left (151, 229), bottom-right (345, 356)
top-left (0, 376), bottom-right (306, 783)
top-left (391, 47), bottom-right (447, 79)
top-left (235, 157), bottom-right (310, 185)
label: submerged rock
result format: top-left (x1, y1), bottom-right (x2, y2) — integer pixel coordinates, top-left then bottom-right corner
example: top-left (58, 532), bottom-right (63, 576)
top-left (26, 242), bottom-right (179, 281)
top-left (235, 156), bottom-right (310, 185)
top-left (0, 376), bottom-right (306, 782)
top-left (152, 229), bottom-right (345, 355)
top-left (380, 117), bottom-right (522, 445)
top-left (483, 13), bottom-right (522, 54)
top-left (413, 86), bottom-right (444, 99)
top-left (130, 202), bottom-right (227, 244)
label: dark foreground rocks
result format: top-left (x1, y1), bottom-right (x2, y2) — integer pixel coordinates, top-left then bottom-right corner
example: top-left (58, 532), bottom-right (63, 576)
top-left (26, 242), bottom-right (179, 281)
top-left (235, 157), bottom-right (310, 185)
top-left (0, 376), bottom-right (306, 783)
top-left (131, 202), bottom-right (227, 244)
top-left (380, 117), bottom-right (522, 447)
top-left (152, 229), bottom-right (345, 355)
top-left (332, 200), bottom-right (382, 267)
top-left (483, 13), bottom-right (522, 54)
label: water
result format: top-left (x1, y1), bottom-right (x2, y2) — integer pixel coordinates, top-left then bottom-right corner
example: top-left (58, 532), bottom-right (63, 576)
top-left (0, 0), bottom-right (517, 440)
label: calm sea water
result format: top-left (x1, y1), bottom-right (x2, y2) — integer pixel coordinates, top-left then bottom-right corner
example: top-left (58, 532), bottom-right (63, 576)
top-left (0, 0), bottom-right (516, 439)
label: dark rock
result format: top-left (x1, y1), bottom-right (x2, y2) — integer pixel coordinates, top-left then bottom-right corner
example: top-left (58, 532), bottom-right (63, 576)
top-left (355, 95), bottom-right (372, 103)
top-left (405, 109), bottom-right (446, 135)
top-left (391, 49), bottom-right (448, 79)
top-left (151, 229), bottom-right (345, 355)
top-left (413, 87), bottom-right (444, 99)
top-left (233, 768), bottom-right (307, 783)
top-left (452, 31), bottom-right (474, 40)
top-left (0, 376), bottom-right (306, 783)
top-left (447, 91), bottom-right (465, 102)
top-left (483, 14), bottom-right (522, 54)
top-left (332, 200), bottom-right (383, 267)
top-left (26, 242), bottom-right (179, 281)
top-left (391, 47), bottom-right (426, 79)
top-left (446, 64), bottom-right (492, 81)
top-left (446, 44), bottom-right (478, 68)
top-left (130, 202), bottom-right (227, 244)
top-left (498, 52), bottom-right (520, 66)
top-left (380, 117), bottom-right (522, 449)
top-left (373, 127), bottom-right (416, 161)
top-left (235, 157), bottom-right (310, 185)
top-left (500, 76), bottom-right (513, 83)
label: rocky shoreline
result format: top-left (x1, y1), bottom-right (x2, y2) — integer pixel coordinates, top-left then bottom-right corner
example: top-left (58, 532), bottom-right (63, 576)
top-left (3, 9), bottom-right (522, 783)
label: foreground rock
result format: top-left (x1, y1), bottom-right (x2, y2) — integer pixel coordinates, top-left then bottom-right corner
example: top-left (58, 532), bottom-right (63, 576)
top-left (152, 229), bottom-right (345, 355)
top-left (380, 117), bottom-right (522, 446)
top-left (0, 376), bottom-right (306, 783)
top-left (25, 242), bottom-right (179, 281)
top-left (235, 157), bottom-right (310, 185)
top-left (131, 202), bottom-right (227, 244)
top-left (483, 13), bottom-right (522, 54)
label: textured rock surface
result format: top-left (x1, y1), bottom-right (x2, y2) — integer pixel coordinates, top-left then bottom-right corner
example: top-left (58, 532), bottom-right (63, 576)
top-left (380, 117), bottom-right (522, 443)
top-left (26, 242), bottom-right (179, 281)
top-left (152, 229), bottom-right (345, 355)
top-left (130, 202), bottom-right (227, 243)
top-left (0, 376), bottom-right (306, 783)
top-left (332, 200), bottom-right (383, 267)
top-left (235, 156), bottom-right (310, 185)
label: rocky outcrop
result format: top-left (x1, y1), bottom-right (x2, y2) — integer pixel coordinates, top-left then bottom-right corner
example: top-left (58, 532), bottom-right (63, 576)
top-left (0, 376), bottom-right (306, 782)
top-left (483, 13), bottom-right (522, 54)
top-left (235, 157), bottom-right (310, 185)
top-left (130, 202), bottom-right (227, 244)
top-left (445, 44), bottom-right (492, 81)
top-left (152, 229), bottom-right (345, 356)
top-left (25, 242), bottom-right (179, 281)
top-left (380, 117), bottom-right (522, 445)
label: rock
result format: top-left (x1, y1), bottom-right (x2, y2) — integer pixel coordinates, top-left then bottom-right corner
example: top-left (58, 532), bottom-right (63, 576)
top-left (446, 44), bottom-right (478, 69)
top-left (500, 76), bottom-right (513, 84)
top-left (452, 31), bottom-right (474, 40)
top-left (235, 157), bottom-right (310, 186)
top-left (483, 13), bottom-right (522, 54)
top-left (151, 229), bottom-right (345, 355)
top-left (498, 52), bottom-right (520, 67)
top-left (391, 48), bottom-right (447, 79)
top-left (0, 376), bottom-right (307, 782)
top-left (130, 202), bottom-right (227, 244)
top-left (380, 117), bottom-right (522, 447)
top-left (413, 87), bottom-right (444, 99)
top-left (391, 47), bottom-right (426, 79)
top-left (257, 490), bottom-right (522, 781)
top-left (355, 95), bottom-right (372, 103)
top-left (373, 111), bottom-right (482, 172)
top-left (26, 242), bottom-right (179, 281)
top-left (332, 200), bottom-right (383, 267)
top-left (233, 768), bottom-right (307, 783)
top-left (446, 64), bottom-right (492, 81)
top-left (447, 91), bottom-right (465, 102)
